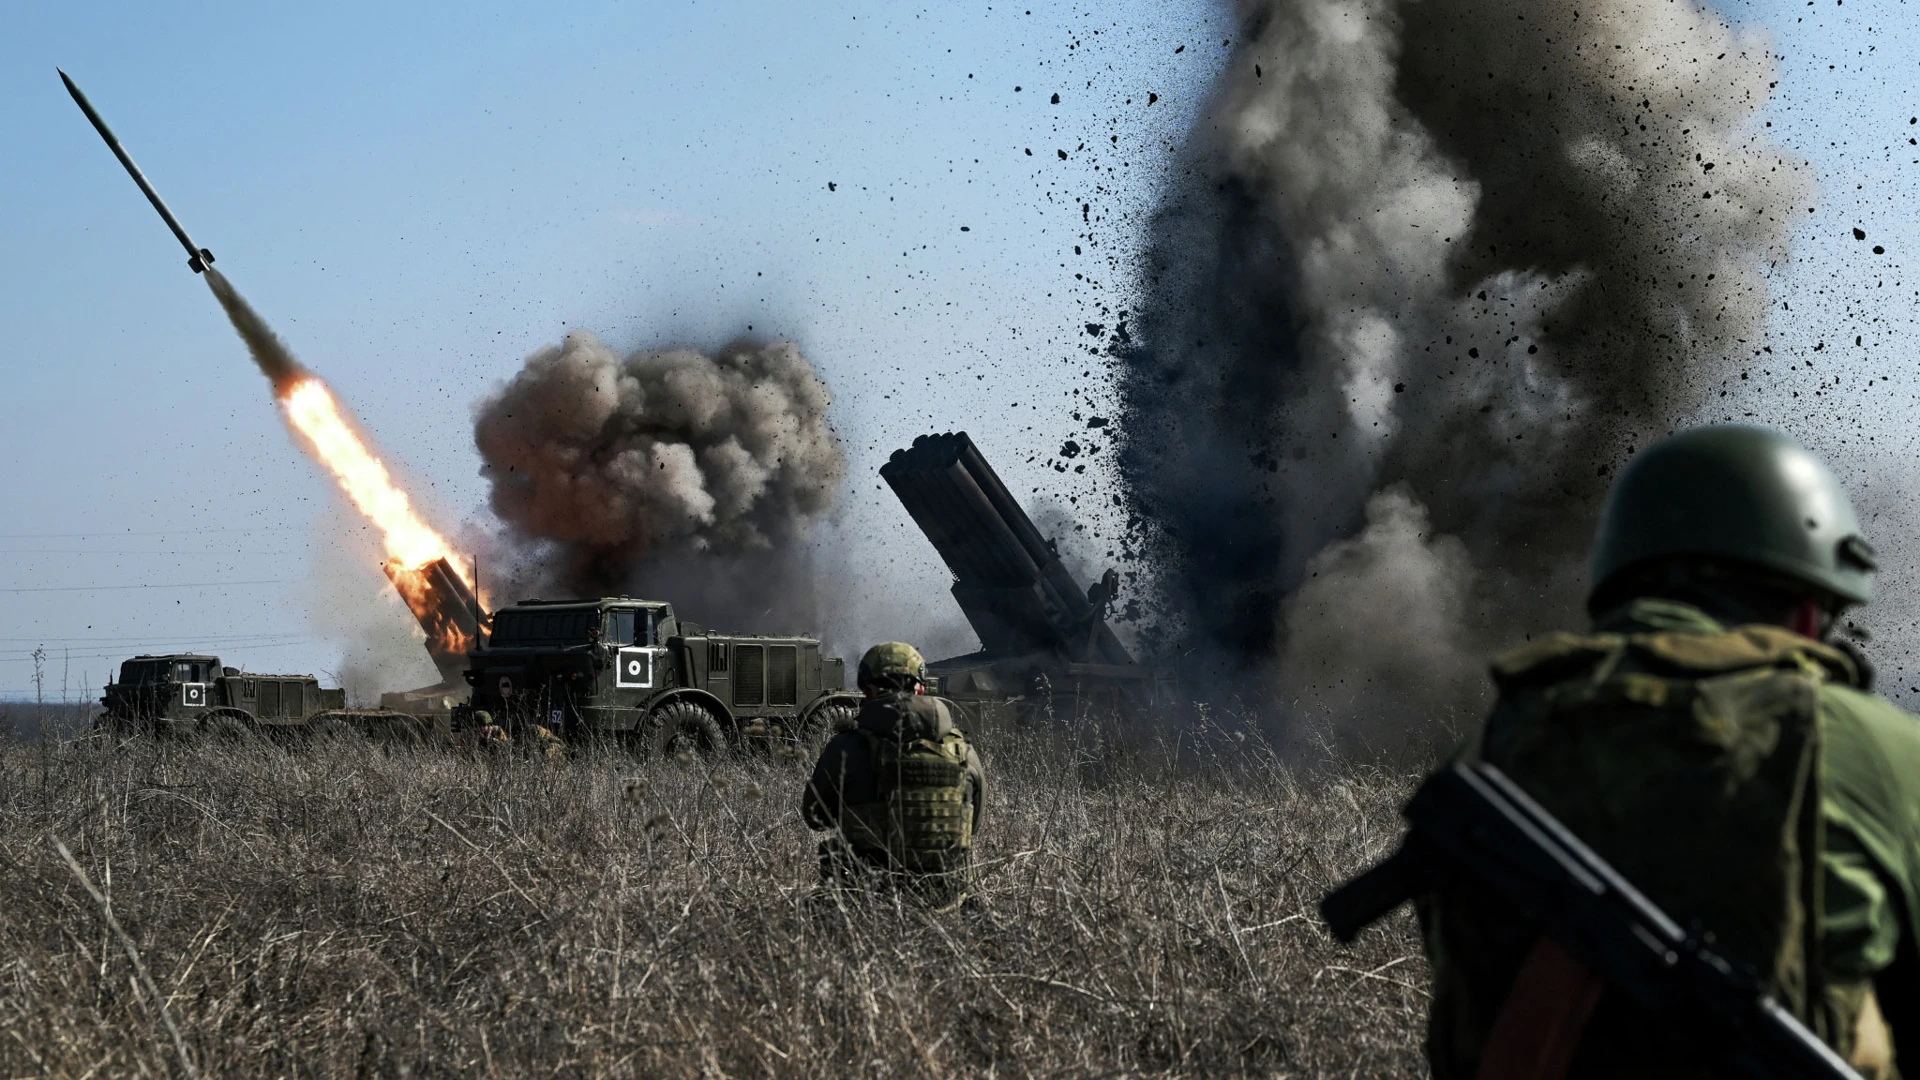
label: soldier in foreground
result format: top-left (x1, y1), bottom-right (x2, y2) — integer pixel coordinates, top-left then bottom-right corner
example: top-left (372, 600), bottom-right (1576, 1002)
top-left (802, 642), bottom-right (985, 905)
top-left (1403, 426), bottom-right (1920, 1078)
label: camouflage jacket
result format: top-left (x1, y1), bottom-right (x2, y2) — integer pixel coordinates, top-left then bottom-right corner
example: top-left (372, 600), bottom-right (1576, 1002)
top-left (801, 692), bottom-right (985, 839)
top-left (1425, 597), bottom-right (1920, 1078)
top-left (1591, 600), bottom-right (1920, 996)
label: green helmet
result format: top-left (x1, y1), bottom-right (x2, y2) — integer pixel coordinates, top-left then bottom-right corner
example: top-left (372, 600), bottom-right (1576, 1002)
top-left (1588, 425), bottom-right (1876, 611)
top-left (858, 642), bottom-right (927, 687)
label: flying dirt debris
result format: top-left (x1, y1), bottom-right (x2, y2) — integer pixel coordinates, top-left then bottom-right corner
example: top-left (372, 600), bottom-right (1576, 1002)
top-left (881, 432), bottom-right (1176, 721)
top-left (1117, 0), bottom-right (1812, 734)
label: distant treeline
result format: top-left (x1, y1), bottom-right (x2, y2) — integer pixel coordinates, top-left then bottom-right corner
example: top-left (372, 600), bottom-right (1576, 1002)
top-left (0, 701), bottom-right (96, 741)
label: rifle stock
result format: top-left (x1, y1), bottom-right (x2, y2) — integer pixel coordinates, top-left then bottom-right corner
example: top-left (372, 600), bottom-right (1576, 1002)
top-left (1320, 842), bottom-right (1428, 944)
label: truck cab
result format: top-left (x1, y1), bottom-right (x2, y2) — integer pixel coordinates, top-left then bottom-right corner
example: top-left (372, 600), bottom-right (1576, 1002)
top-left (462, 597), bottom-right (856, 755)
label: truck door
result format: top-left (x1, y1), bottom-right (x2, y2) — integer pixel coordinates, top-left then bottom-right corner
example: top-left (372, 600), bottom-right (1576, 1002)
top-left (610, 609), bottom-right (664, 691)
top-left (175, 660), bottom-right (208, 709)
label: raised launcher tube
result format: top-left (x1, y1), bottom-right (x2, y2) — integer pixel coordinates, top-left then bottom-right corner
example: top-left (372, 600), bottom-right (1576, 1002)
top-left (882, 432), bottom-right (1161, 714)
top-left (383, 557), bottom-right (486, 685)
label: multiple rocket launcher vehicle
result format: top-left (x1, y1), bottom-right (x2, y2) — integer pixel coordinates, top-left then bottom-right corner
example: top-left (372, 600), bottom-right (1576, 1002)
top-left (379, 432), bottom-right (1168, 746)
top-left (100, 436), bottom-right (1163, 744)
top-left (421, 432), bottom-right (1166, 744)
top-left (62, 71), bottom-right (1169, 743)
top-left (103, 430), bottom-right (1167, 745)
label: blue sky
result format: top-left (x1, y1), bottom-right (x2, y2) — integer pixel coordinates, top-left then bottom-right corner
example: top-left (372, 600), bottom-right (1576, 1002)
top-left (2, 0), bottom-right (1917, 699)
top-left (1713, 0), bottom-right (1920, 697)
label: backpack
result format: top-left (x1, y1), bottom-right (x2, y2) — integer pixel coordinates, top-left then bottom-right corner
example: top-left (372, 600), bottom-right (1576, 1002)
top-left (840, 705), bottom-right (975, 874)
top-left (1424, 622), bottom-right (1851, 1079)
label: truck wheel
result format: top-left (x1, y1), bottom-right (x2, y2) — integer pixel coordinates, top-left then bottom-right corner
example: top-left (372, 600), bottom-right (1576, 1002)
top-left (199, 712), bottom-right (255, 742)
top-left (639, 700), bottom-right (724, 760)
top-left (796, 701), bottom-right (858, 755)
top-left (304, 714), bottom-right (358, 744)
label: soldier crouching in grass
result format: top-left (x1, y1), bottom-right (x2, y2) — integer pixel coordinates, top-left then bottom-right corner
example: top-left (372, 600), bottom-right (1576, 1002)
top-left (802, 642), bottom-right (985, 907)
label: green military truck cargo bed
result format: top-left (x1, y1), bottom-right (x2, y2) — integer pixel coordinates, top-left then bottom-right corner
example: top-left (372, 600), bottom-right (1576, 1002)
top-left (100, 654), bottom-right (440, 743)
top-left (460, 597), bottom-right (858, 756)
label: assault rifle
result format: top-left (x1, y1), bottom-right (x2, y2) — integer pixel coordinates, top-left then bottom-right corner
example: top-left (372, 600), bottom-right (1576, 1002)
top-left (1320, 762), bottom-right (1861, 1080)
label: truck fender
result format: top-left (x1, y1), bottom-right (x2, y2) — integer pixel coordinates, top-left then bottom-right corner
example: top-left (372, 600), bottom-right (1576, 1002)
top-left (197, 707), bottom-right (259, 741)
top-left (644, 688), bottom-right (734, 730)
top-left (798, 691), bottom-right (862, 727)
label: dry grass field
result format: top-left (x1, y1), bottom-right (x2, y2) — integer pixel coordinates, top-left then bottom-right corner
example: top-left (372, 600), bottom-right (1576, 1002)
top-left (0, 711), bottom-right (1430, 1078)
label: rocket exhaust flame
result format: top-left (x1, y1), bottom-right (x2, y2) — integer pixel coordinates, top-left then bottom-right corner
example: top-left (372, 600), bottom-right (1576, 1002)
top-left (206, 272), bottom-right (481, 660)
top-left (382, 557), bottom-right (483, 682)
top-left (64, 69), bottom-right (482, 670)
top-left (277, 377), bottom-right (482, 659)
top-left (278, 379), bottom-right (460, 574)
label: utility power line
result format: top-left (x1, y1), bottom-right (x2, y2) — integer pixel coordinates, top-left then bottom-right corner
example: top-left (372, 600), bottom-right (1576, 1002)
top-left (0, 549), bottom-right (307, 556)
top-left (0, 640), bottom-right (321, 666)
top-left (0, 580), bottom-right (289, 594)
top-left (0, 527), bottom-right (303, 539)
top-left (0, 632), bottom-right (317, 644)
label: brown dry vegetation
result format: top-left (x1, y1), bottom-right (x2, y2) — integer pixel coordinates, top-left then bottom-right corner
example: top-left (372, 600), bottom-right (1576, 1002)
top-left (0, 713), bottom-right (1430, 1078)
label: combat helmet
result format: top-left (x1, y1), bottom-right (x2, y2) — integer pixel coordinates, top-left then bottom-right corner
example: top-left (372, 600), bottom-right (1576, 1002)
top-left (858, 642), bottom-right (927, 688)
top-left (1588, 425), bottom-right (1876, 612)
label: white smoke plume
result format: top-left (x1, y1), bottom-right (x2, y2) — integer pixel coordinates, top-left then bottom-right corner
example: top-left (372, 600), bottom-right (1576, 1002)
top-left (473, 331), bottom-right (847, 632)
top-left (305, 519), bottom-right (437, 705)
top-left (1120, 0), bottom-right (1809, 736)
top-left (204, 268), bottom-right (307, 393)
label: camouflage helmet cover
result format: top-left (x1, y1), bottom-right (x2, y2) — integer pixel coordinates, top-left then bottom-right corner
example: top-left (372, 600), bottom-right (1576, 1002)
top-left (1588, 424), bottom-right (1876, 610)
top-left (858, 642), bottom-right (927, 686)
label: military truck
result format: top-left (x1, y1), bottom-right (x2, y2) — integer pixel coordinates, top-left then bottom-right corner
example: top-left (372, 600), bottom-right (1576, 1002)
top-left (460, 597), bottom-right (858, 756)
top-left (99, 653), bottom-right (436, 742)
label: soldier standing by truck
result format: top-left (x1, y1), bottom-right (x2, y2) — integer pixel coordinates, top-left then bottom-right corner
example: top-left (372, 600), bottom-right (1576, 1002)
top-left (802, 642), bottom-right (985, 906)
top-left (1411, 426), bottom-right (1920, 1079)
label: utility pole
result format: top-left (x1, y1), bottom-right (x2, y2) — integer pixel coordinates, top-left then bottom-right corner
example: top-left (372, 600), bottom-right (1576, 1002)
top-left (31, 645), bottom-right (47, 732)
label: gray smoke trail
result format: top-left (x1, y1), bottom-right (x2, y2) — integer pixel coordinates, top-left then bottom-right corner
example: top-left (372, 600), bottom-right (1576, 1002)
top-left (474, 331), bottom-right (847, 632)
top-left (1119, 0), bottom-right (1808, 736)
top-left (203, 268), bottom-right (308, 393)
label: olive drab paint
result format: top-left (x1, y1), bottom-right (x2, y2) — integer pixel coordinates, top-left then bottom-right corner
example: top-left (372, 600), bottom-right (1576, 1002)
top-left (461, 596), bottom-right (857, 750)
top-left (1424, 618), bottom-right (1843, 1078)
top-left (99, 654), bottom-right (344, 736)
top-left (1588, 425), bottom-right (1876, 609)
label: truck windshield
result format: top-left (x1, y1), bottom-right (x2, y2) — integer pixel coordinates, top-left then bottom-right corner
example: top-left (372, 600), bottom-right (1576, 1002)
top-left (121, 661), bottom-right (168, 683)
top-left (603, 608), bottom-right (660, 646)
top-left (489, 609), bottom-right (598, 646)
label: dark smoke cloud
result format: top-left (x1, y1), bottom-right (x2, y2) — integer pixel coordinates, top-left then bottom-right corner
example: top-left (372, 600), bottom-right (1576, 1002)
top-left (204, 268), bottom-right (307, 393)
top-left (1120, 0), bottom-right (1807, 732)
top-left (474, 331), bottom-right (846, 633)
